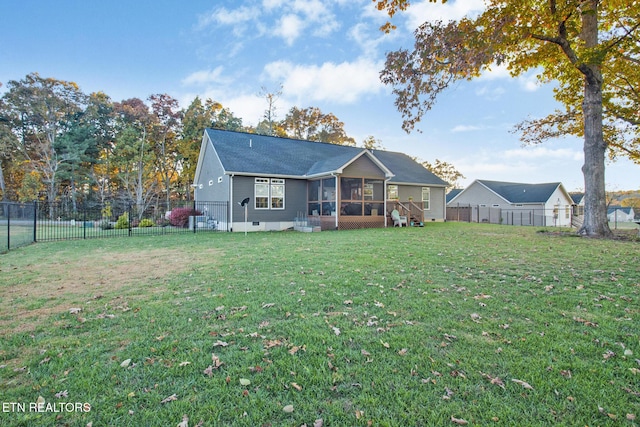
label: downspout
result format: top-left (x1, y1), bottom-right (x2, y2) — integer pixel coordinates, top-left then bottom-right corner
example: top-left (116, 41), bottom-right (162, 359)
top-left (384, 177), bottom-right (390, 227)
top-left (443, 187), bottom-right (447, 222)
top-left (333, 173), bottom-right (338, 229)
top-left (229, 174), bottom-right (234, 232)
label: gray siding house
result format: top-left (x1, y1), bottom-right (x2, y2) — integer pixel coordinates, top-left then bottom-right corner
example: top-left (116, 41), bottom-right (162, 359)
top-left (193, 129), bottom-right (448, 231)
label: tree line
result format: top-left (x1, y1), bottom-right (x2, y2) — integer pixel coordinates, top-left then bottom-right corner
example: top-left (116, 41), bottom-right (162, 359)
top-left (0, 73), bottom-right (381, 214)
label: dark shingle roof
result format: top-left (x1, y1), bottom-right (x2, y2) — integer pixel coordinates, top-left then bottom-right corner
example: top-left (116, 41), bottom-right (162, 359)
top-left (570, 193), bottom-right (584, 204)
top-left (371, 150), bottom-right (448, 186)
top-left (446, 188), bottom-right (463, 203)
top-left (607, 206), bottom-right (634, 215)
top-left (205, 129), bottom-right (448, 186)
top-left (478, 180), bottom-right (562, 203)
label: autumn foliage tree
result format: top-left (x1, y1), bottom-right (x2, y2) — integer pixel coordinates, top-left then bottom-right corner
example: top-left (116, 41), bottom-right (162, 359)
top-left (281, 106), bottom-right (356, 146)
top-left (377, 0), bottom-right (639, 237)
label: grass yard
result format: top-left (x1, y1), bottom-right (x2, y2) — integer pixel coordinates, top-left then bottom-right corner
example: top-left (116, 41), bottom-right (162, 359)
top-left (0, 223), bottom-right (638, 426)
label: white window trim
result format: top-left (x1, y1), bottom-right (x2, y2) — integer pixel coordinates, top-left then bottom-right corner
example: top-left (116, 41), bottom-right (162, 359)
top-left (422, 187), bottom-right (430, 210)
top-left (254, 178), bottom-right (285, 210)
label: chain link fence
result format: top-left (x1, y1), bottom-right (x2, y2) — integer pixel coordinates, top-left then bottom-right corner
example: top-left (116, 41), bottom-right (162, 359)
top-left (446, 204), bottom-right (575, 227)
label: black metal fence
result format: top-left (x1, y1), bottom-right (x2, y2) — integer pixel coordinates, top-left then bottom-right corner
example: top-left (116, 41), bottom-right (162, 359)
top-left (1, 202), bottom-right (37, 253)
top-left (1, 200), bottom-right (229, 252)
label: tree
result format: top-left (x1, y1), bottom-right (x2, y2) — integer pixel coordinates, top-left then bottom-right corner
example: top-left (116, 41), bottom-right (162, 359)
top-left (377, 0), bottom-right (639, 237)
top-left (281, 106), bottom-right (356, 146)
top-left (84, 92), bottom-right (116, 206)
top-left (257, 85), bottom-right (283, 136)
top-left (178, 97), bottom-right (245, 199)
top-left (149, 94), bottom-right (182, 207)
top-left (1, 73), bottom-right (87, 211)
top-left (112, 98), bottom-right (159, 217)
top-left (421, 159), bottom-right (465, 189)
top-left (362, 135), bottom-right (386, 150)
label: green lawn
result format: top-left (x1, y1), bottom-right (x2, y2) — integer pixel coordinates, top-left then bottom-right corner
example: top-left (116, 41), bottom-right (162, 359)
top-left (0, 223), bottom-right (638, 426)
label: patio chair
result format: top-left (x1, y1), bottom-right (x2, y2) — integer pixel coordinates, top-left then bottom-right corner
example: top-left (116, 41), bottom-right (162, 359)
top-left (391, 209), bottom-right (408, 227)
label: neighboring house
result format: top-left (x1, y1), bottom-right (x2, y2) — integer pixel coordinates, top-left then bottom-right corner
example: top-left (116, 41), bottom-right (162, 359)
top-left (193, 129), bottom-right (448, 231)
top-left (446, 188), bottom-right (463, 204)
top-left (607, 206), bottom-right (636, 222)
top-left (570, 192), bottom-right (585, 216)
top-left (447, 179), bottom-right (575, 226)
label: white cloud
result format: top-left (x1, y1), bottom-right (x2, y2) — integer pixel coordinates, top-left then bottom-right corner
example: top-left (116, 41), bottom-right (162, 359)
top-left (197, 6), bottom-right (260, 32)
top-left (181, 66), bottom-right (228, 86)
top-left (263, 57), bottom-right (384, 104)
top-left (274, 14), bottom-right (305, 45)
top-left (503, 146), bottom-right (583, 162)
top-left (405, 0), bottom-right (486, 30)
top-left (475, 85), bottom-right (506, 100)
top-left (451, 124), bottom-right (484, 133)
top-left (262, 0), bottom-right (286, 10)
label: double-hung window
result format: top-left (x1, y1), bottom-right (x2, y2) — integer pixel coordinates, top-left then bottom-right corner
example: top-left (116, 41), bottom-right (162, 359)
top-left (422, 187), bottom-right (430, 210)
top-left (255, 178), bottom-right (285, 210)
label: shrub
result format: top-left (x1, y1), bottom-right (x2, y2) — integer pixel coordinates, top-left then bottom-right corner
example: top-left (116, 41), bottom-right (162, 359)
top-left (114, 212), bottom-right (129, 229)
top-left (99, 220), bottom-right (113, 230)
top-left (138, 218), bottom-right (155, 227)
top-left (169, 207), bottom-right (201, 228)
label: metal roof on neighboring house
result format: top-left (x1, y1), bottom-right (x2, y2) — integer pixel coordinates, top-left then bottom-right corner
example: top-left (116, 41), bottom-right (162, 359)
top-left (204, 128), bottom-right (448, 186)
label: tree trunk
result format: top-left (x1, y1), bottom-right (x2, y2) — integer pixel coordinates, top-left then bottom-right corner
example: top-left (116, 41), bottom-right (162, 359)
top-left (577, 0), bottom-right (612, 237)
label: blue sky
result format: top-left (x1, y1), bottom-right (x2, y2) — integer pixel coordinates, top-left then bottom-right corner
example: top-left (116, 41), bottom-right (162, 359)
top-left (1, 0), bottom-right (637, 191)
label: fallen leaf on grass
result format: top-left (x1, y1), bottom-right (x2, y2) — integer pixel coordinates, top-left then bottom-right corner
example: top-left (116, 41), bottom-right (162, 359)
top-left (380, 340), bottom-right (390, 349)
top-left (290, 382), bottom-right (302, 391)
top-left (179, 361), bottom-right (191, 367)
top-left (120, 359), bottom-right (132, 368)
top-left (332, 326), bottom-right (341, 336)
top-left (573, 317), bottom-right (598, 327)
top-left (264, 339), bottom-right (283, 349)
top-left (283, 404), bottom-right (294, 413)
top-left (442, 387), bottom-right (454, 400)
top-left (398, 348), bottom-right (408, 356)
top-left (213, 340), bottom-right (229, 347)
top-left (289, 345), bottom-right (304, 355)
top-left (69, 307), bottom-right (82, 314)
top-left (239, 378), bottom-right (251, 386)
top-left (55, 390), bottom-right (68, 398)
top-left (451, 416), bottom-right (468, 425)
top-left (481, 372), bottom-right (505, 389)
top-left (511, 379), bottom-right (534, 390)
top-left (262, 303), bottom-right (275, 308)
top-left (177, 414), bottom-right (189, 427)
top-left (361, 349), bottom-right (371, 356)
top-left (314, 419), bottom-right (323, 427)
top-left (161, 394), bottom-right (178, 404)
